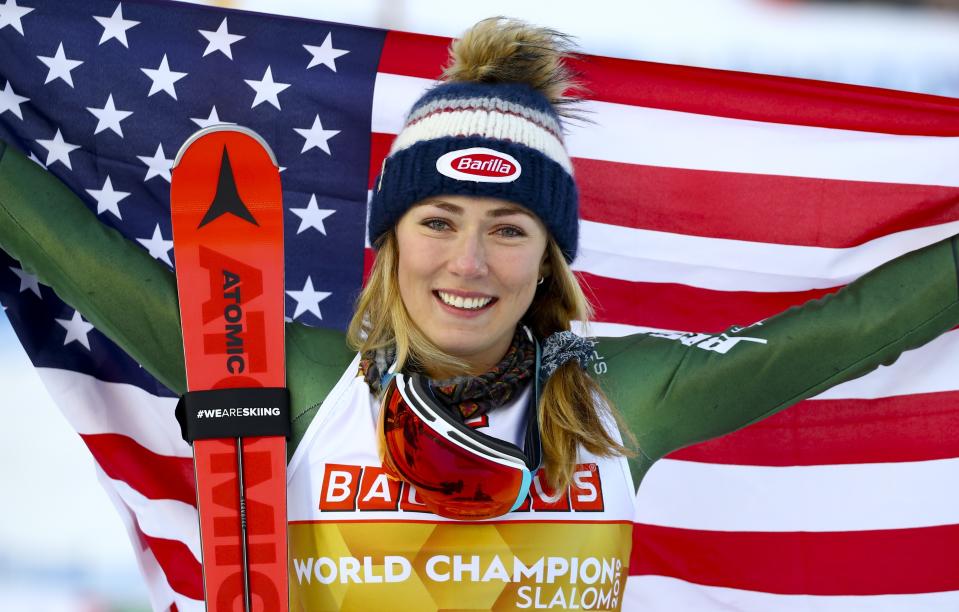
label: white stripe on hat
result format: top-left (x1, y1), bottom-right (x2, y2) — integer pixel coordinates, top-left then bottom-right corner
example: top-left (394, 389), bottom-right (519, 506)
top-left (406, 96), bottom-right (565, 141)
top-left (390, 108), bottom-right (574, 173)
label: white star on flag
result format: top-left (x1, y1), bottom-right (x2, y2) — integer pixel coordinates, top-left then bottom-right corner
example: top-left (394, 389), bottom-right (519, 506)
top-left (56, 309), bottom-right (95, 350)
top-left (137, 144), bottom-right (174, 182)
top-left (85, 176), bottom-right (130, 219)
top-left (290, 195), bottom-right (335, 235)
top-left (10, 266), bottom-right (41, 298)
top-left (199, 17), bottom-right (244, 59)
top-left (286, 276), bottom-right (331, 320)
top-left (244, 66), bottom-right (290, 110)
top-left (294, 115), bottom-right (340, 155)
top-left (0, 0), bottom-right (33, 35)
top-left (93, 2), bottom-right (140, 48)
top-left (190, 105), bottom-right (234, 128)
top-left (141, 54), bottom-right (187, 99)
top-left (35, 129), bottom-right (80, 170)
top-left (304, 33), bottom-right (349, 72)
top-left (136, 224), bottom-right (174, 267)
top-left (0, 80), bottom-right (28, 119)
top-left (86, 94), bottom-right (133, 137)
top-left (38, 42), bottom-right (84, 88)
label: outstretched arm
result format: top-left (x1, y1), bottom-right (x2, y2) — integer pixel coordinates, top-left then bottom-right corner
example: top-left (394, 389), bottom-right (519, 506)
top-left (593, 235), bottom-right (959, 463)
top-left (0, 140), bottom-right (187, 393)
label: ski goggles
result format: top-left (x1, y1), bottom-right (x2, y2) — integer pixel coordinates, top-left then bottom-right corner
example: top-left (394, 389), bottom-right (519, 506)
top-left (378, 344), bottom-right (542, 520)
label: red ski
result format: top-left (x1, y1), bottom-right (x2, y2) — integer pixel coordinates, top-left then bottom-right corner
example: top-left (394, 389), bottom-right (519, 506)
top-left (171, 125), bottom-right (288, 612)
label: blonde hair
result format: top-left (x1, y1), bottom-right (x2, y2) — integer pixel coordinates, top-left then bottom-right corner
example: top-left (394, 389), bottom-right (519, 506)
top-left (347, 232), bottom-right (636, 490)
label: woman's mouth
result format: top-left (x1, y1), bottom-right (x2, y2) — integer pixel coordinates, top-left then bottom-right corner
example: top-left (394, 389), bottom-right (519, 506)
top-left (434, 290), bottom-right (497, 312)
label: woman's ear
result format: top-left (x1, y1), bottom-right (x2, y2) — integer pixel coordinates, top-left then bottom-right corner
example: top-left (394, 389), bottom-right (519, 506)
top-left (539, 249), bottom-right (551, 280)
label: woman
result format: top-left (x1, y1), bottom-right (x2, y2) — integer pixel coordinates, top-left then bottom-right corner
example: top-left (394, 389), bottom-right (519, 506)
top-left (2, 16), bottom-right (959, 612)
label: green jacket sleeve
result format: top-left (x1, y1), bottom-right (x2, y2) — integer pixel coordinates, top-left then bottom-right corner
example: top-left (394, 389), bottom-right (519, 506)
top-left (593, 236), bottom-right (959, 468)
top-left (0, 140), bottom-right (188, 393)
top-left (0, 141), bottom-right (353, 453)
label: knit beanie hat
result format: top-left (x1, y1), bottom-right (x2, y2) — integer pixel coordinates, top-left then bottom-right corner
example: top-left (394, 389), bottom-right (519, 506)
top-left (368, 18), bottom-right (581, 262)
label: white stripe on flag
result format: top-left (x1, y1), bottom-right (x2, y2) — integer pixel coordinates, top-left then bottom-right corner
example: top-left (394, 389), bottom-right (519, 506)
top-left (372, 73), bottom-right (432, 134)
top-left (817, 328), bottom-right (959, 400)
top-left (623, 575), bottom-right (959, 612)
top-left (372, 73), bottom-right (959, 187)
top-left (573, 99), bottom-right (959, 187)
top-left (36, 367), bottom-right (190, 458)
top-left (577, 219), bottom-right (959, 292)
top-left (108, 476), bottom-right (201, 560)
top-left (636, 457), bottom-right (959, 532)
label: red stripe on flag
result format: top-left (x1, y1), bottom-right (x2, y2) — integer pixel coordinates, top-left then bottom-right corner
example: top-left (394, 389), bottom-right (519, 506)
top-left (379, 30), bottom-right (449, 80)
top-left (575, 158), bottom-right (959, 247)
top-left (570, 55), bottom-right (959, 136)
top-left (143, 532), bottom-right (204, 601)
top-left (579, 271), bottom-right (839, 332)
top-left (363, 247), bottom-right (375, 283)
top-left (82, 433), bottom-right (196, 506)
top-left (630, 523), bottom-right (959, 594)
top-left (132, 521), bottom-right (202, 602)
top-left (369, 132), bottom-right (394, 188)
top-left (379, 31), bottom-right (959, 135)
top-left (669, 391), bottom-right (959, 466)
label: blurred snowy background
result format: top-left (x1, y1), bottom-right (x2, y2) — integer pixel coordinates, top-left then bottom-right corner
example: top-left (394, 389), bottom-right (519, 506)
top-left (2, 0), bottom-right (958, 609)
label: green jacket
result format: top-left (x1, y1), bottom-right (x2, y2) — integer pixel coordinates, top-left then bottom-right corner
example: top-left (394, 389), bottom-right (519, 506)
top-left (2, 140), bottom-right (958, 485)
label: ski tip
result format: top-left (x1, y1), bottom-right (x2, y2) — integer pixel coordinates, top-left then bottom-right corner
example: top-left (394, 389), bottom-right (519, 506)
top-left (174, 125), bottom-right (279, 170)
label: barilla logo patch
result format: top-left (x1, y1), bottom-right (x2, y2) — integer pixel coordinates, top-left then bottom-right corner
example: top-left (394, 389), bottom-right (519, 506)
top-left (436, 147), bottom-right (522, 183)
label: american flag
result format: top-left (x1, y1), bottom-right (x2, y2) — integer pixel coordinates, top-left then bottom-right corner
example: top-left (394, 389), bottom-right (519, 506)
top-left (2, 0), bottom-right (959, 610)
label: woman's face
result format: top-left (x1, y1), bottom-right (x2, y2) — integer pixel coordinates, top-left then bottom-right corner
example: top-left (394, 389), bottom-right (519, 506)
top-left (395, 195), bottom-right (549, 375)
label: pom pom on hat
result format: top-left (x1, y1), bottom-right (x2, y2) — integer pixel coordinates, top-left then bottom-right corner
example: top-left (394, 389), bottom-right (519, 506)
top-left (441, 16), bottom-right (580, 115)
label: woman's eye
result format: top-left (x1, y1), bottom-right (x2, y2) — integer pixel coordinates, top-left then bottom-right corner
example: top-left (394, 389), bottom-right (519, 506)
top-left (423, 218), bottom-right (450, 232)
top-left (496, 226), bottom-right (526, 238)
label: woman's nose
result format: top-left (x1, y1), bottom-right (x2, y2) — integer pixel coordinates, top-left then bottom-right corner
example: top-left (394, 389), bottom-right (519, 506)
top-left (449, 233), bottom-right (488, 277)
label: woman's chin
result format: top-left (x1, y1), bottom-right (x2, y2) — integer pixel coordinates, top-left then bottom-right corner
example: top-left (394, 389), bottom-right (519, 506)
top-left (426, 331), bottom-right (507, 372)
top-left (432, 336), bottom-right (488, 360)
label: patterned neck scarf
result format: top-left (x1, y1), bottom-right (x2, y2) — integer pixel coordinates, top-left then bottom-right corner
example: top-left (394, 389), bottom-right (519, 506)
top-left (359, 327), bottom-right (535, 420)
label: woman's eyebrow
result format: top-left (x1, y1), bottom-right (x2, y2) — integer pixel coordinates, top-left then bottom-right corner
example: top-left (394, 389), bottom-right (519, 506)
top-left (489, 207), bottom-right (534, 219)
top-left (419, 200), bottom-right (531, 219)
top-left (420, 200), bottom-right (463, 214)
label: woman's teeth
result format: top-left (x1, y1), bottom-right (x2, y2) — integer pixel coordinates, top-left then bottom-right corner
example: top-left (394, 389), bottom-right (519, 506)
top-left (437, 291), bottom-right (493, 310)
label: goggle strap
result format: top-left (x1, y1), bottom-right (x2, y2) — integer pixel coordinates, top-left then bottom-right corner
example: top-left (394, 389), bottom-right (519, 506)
top-left (405, 374), bottom-right (529, 465)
